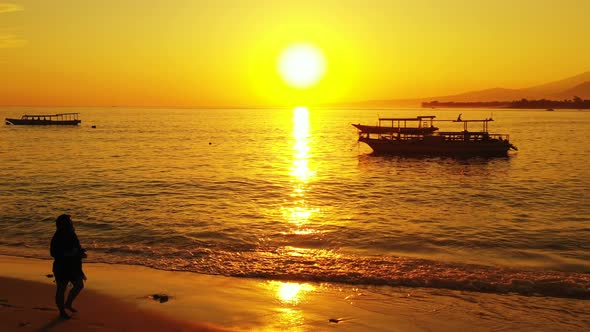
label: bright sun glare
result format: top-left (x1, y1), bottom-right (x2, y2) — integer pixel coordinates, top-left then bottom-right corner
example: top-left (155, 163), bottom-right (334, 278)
top-left (278, 43), bottom-right (326, 89)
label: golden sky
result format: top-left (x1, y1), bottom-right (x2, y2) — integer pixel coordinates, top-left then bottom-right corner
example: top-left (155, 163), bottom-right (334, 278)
top-left (1, 0), bottom-right (589, 107)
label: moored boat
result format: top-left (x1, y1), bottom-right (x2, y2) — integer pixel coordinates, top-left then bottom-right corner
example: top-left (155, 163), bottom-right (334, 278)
top-left (5, 113), bottom-right (81, 126)
top-left (353, 115), bottom-right (517, 156)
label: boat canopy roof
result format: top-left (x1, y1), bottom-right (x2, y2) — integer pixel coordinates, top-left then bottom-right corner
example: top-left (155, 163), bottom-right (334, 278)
top-left (379, 115), bottom-right (436, 121)
top-left (454, 118), bottom-right (494, 122)
top-left (22, 112), bottom-right (79, 117)
top-left (355, 114), bottom-right (499, 135)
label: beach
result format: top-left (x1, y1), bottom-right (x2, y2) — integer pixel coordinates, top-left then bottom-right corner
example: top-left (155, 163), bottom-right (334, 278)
top-left (0, 258), bottom-right (228, 331)
top-left (1, 255), bottom-right (588, 331)
top-left (0, 277), bottom-right (218, 332)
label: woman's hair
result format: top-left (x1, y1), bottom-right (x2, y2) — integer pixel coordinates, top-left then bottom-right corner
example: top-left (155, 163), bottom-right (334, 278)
top-left (55, 214), bottom-right (72, 230)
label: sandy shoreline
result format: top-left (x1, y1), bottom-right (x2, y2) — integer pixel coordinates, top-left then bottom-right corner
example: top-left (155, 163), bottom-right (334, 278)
top-left (1, 255), bottom-right (588, 331)
top-left (0, 276), bottom-right (223, 332)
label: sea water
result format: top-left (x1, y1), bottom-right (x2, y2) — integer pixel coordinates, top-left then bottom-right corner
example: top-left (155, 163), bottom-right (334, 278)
top-left (0, 107), bottom-right (588, 298)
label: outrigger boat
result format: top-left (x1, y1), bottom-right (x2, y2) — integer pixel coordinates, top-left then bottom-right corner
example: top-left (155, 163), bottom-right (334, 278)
top-left (353, 115), bottom-right (517, 156)
top-left (5, 113), bottom-right (81, 126)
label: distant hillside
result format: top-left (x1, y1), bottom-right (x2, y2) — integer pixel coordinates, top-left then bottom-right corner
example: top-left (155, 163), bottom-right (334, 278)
top-left (342, 71), bottom-right (590, 107)
top-left (523, 71), bottom-right (590, 96)
top-left (421, 71), bottom-right (590, 103)
top-left (423, 98), bottom-right (590, 109)
top-left (552, 81), bottom-right (590, 99)
top-left (423, 87), bottom-right (528, 103)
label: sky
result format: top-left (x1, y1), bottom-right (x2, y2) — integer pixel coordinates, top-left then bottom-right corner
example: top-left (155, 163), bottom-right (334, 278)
top-left (1, 0), bottom-right (589, 107)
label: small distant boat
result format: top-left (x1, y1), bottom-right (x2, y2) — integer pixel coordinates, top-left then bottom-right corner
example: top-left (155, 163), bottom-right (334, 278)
top-left (353, 115), bottom-right (517, 156)
top-left (5, 113), bottom-right (81, 126)
top-left (546, 108), bottom-right (555, 112)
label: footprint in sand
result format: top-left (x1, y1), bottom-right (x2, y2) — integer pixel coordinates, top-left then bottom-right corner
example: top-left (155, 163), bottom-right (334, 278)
top-left (32, 307), bottom-right (56, 312)
top-left (0, 300), bottom-right (22, 309)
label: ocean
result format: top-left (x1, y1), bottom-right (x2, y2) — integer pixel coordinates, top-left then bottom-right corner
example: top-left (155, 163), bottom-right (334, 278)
top-left (1, 107), bottom-right (589, 299)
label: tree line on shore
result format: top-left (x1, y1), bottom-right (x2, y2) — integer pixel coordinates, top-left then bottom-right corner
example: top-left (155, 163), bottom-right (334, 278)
top-left (422, 96), bottom-right (590, 109)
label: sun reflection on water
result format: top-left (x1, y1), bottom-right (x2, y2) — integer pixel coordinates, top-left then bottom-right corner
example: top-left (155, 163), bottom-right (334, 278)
top-left (271, 281), bottom-right (316, 305)
top-left (264, 273), bottom-right (316, 330)
top-left (290, 106), bottom-right (316, 182)
top-left (281, 106), bottom-right (319, 230)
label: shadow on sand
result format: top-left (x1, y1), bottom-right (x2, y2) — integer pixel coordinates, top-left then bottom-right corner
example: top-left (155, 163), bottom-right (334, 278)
top-left (35, 317), bottom-right (65, 332)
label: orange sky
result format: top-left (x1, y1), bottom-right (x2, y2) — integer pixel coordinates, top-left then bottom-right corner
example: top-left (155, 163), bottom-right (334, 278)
top-left (1, 0), bottom-right (589, 107)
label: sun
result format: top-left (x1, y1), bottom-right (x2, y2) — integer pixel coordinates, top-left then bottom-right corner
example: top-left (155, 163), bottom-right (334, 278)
top-left (278, 43), bottom-right (326, 89)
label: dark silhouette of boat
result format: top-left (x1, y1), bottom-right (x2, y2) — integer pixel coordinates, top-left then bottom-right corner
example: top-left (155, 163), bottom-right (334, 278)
top-left (353, 115), bottom-right (517, 156)
top-left (5, 113), bottom-right (81, 126)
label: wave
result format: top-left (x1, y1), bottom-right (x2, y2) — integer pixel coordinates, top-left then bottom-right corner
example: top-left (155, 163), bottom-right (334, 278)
top-left (2, 244), bottom-right (588, 300)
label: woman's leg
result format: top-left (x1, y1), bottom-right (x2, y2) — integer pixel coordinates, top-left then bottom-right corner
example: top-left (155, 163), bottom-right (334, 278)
top-left (55, 280), bottom-right (70, 319)
top-left (65, 278), bottom-right (84, 311)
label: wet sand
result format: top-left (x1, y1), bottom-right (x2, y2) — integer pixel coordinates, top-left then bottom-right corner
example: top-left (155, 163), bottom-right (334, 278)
top-left (1, 255), bottom-right (588, 331)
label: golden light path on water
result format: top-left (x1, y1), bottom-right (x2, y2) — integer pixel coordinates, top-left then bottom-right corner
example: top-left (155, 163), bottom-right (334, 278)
top-left (282, 106), bottom-right (319, 233)
top-left (273, 107), bottom-right (321, 329)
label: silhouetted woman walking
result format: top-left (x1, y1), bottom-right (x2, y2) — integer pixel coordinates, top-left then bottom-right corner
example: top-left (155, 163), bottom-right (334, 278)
top-left (50, 214), bottom-right (86, 319)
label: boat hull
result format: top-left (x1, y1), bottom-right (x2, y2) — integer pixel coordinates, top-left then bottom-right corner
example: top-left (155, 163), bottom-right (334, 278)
top-left (359, 137), bottom-right (512, 156)
top-left (5, 118), bottom-right (81, 126)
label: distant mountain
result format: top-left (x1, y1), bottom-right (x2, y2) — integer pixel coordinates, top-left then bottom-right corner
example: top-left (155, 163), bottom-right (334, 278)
top-left (552, 81), bottom-right (590, 99)
top-left (421, 71), bottom-right (590, 103)
top-left (343, 71), bottom-right (590, 107)
top-left (523, 71), bottom-right (590, 96)
top-left (423, 87), bottom-right (527, 103)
